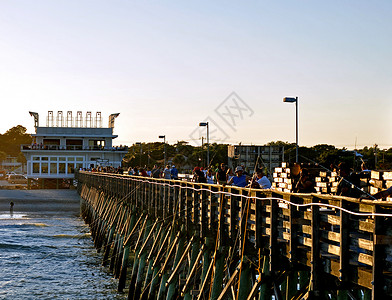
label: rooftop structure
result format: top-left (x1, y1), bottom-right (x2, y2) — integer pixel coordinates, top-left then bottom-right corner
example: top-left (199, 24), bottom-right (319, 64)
top-left (21, 111), bottom-right (127, 187)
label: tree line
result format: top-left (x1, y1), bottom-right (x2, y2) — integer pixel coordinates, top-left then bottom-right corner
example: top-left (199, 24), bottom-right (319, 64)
top-left (0, 125), bottom-right (390, 172)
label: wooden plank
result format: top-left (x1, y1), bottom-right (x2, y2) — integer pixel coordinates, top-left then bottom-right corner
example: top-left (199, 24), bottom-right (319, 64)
top-left (298, 236), bottom-right (312, 248)
top-left (358, 253), bottom-right (373, 266)
top-left (359, 204), bottom-right (374, 213)
top-left (359, 220), bottom-right (374, 233)
top-left (320, 243), bottom-right (340, 257)
top-left (321, 230), bottom-right (340, 243)
top-left (358, 238), bottom-right (374, 251)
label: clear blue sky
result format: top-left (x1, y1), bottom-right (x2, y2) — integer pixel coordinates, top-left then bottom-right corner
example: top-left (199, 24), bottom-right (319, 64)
top-left (0, 1), bottom-right (391, 148)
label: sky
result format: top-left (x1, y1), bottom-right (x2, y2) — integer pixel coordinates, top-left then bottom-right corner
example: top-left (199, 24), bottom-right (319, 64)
top-left (0, 1), bottom-right (391, 149)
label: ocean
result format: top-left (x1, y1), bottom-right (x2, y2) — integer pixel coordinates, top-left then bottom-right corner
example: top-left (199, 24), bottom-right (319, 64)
top-left (0, 190), bottom-right (127, 300)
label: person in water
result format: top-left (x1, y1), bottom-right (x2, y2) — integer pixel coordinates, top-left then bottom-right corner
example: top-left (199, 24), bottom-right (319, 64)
top-left (10, 201), bottom-right (14, 216)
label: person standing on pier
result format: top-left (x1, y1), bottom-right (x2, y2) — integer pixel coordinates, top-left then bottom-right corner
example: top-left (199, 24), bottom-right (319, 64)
top-left (163, 165), bottom-right (171, 179)
top-left (151, 165), bottom-right (161, 178)
top-left (336, 162), bottom-right (360, 197)
top-left (228, 166), bottom-right (250, 187)
top-left (170, 165), bottom-right (178, 180)
top-left (294, 168), bottom-right (315, 193)
top-left (193, 167), bottom-right (207, 183)
top-left (255, 168), bottom-right (272, 189)
top-left (216, 163), bottom-right (228, 185)
top-left (206, 169), bottom-right (215, 184)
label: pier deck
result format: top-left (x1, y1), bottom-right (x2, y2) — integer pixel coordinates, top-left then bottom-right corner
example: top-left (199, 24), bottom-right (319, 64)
top-left (76, 171), bottom-right (392, 299)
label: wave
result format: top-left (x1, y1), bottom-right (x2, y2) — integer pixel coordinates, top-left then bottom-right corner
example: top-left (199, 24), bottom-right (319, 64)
top-left (0, 214), bottom-right (29, 220)
top-left (0, 243), bottom-right (45, 250)
top-left (27, 223), bottom-right (49, 227)
top-left (52, 233), bottom-right (90, 239)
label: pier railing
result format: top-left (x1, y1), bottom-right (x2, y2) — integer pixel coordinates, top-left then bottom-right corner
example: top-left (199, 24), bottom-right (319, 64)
top-left (76, 171), bottom-right (392, 299)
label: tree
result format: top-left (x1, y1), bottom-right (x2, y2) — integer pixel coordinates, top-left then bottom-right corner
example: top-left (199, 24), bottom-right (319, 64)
top-left (0, 125), bottom-right (32, 157)
top-left (172, 154), bottom-right (186, 168)
top-left (0, 151), bottom-right (7, 162)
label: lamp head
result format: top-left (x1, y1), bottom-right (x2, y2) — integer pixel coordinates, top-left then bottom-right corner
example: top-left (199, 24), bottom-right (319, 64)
top-left (283, 97), bottom-right (297, 103)
top-left (159, 135), bottom-right (165, 139)
top-left (199, 122), bottom-right (208, 126)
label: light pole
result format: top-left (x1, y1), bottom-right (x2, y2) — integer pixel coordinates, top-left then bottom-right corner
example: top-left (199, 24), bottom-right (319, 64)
top-left (199, 122), bottom-right (209, 167)
top-left (283, 97), bottom-right (298, 162)
top-left (159, 135), bottom-right (166, 167)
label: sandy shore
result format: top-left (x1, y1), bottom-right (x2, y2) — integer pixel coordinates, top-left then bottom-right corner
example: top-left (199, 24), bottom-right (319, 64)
top-left (0, 189), bottom-right (81, 215)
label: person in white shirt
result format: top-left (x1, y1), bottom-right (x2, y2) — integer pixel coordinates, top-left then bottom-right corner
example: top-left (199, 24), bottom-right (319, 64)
top-left (255, 168), bottom-right (271, 189)
top-left (206, 169), bottom-right (215, 184)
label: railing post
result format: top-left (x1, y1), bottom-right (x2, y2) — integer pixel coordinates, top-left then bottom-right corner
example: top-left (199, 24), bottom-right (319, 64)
top-left (309, 196), bottom-right (321, 297)
top-left (372, 204), bottom-right (385, 299)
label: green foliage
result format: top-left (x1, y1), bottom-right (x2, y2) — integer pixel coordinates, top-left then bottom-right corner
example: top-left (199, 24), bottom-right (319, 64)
top-left (0, 151), bottom-right (7, 162)
top-left (0, 125), bottom-right (32, 158)
top-left (122, 140), bottom-right (391, 172)
top-left (266, 141), bottom-right (390, 171)
top-left (122, 141), bottom-right (228, 172)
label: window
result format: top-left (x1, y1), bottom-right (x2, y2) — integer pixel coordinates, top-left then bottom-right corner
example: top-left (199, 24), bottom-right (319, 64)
top-left (59, 163), bottom-right (66, 174)
top-left (50, 157), bottom-right (57, 161)
top-left (33, 163), bottom-right (40, 174)
top-left (41, 163), bottom-right (48, 174)
top-left (33, 157), bottom-right (40, 161)
top-left (67, 163), bottom-right (75, 174)
top-left (59, 157), bottom-right (66, 161)
top-left (50, 163), bottom-right (57, 174)
top-left (66, 139), bottom-right (82, 150)
top-left (89, 139), bottom-right (105, 149)
top-left (43, 139), bottom-right (60, 145)
top-left (66, 139), bottom-right (82, 146)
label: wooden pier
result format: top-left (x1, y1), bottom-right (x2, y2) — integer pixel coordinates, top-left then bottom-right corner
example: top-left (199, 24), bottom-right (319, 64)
top-left (76, 171), bottom-right (392, 299)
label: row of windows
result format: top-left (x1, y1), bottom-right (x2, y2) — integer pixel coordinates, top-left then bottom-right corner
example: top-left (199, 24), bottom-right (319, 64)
top-left (32, 156), bottom-right (84, 161)
top-left (32, 162), bottom-right (84, 174)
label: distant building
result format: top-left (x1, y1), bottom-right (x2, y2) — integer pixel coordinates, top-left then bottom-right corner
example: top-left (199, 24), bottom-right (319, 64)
top-left (228, 144), bottom-right (284, 176)
top-left (21, 111), bottom-right (128, 188)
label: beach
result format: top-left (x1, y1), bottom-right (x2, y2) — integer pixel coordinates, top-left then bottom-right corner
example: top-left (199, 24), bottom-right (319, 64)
top-left (0, 189), bottom-right (81, 215)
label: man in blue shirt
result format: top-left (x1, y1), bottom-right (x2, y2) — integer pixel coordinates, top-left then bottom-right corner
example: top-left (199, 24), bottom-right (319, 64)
top-left (171, 165), bottom-right (179, 180)
top-left (228, 166), bottom-right (250, 187)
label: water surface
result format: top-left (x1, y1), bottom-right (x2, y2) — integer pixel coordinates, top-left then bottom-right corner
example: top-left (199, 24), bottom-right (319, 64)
top-left (0, 191), bottom-right (126, 299)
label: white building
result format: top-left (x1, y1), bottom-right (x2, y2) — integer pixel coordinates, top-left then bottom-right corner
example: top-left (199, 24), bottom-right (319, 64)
top-left (21, 111), bottom-right (128, 188)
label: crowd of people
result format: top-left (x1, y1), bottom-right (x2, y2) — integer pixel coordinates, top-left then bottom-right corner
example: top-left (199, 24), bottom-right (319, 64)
top-left (84, 161), bottom-right (392, 199)
top-left (86, 163), bottom-right (272, 189)
top-left (191, 163), bottom-right (272, 189)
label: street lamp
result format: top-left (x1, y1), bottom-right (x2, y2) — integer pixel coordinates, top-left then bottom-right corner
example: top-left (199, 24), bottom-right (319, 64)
top-left (283, 97), bottom-right (298, 162)
top-left (159, 135), bottom-right (166, 167)
top-left (199, 122), bottom-right (209, 167)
